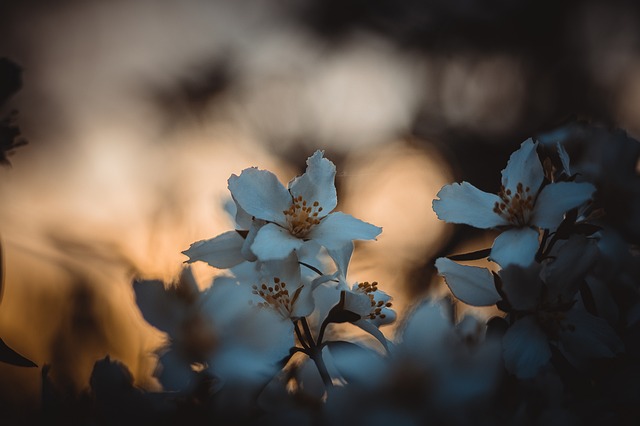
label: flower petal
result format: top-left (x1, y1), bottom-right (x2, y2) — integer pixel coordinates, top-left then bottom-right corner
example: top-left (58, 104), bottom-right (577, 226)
top-left (326, 241), bottom-right (354, 278)
top-left (432, 182), bottom-right (508, 229)
top-left (557, 142), bottom-right (571, 176)
top-left (343, 288), bottom-right (373, 317)
top-left (288, 150), bottom-right (337, 218)
top-left (240, 220), bottom-right (264, 262)
top-left (229, 195), bottom-right (254, 229)
top-left (490, 227), bottom-right (539, 267)
top-left (251, 223), bottom-right (304, 261)
top-left (502, 316), bottom-right (551, 379)
top-left (261, 253), bottom-right (314, 319)
top-left (558, 308), bottom-right (624, 368)
top-left (541, 235), bottom-right (598, 302)
top-left (499, 264), bottom-right (542, 311)
top-left (228, 168), bottom-right (291, 226)
top-left (435, 257), bottom-right (501, 307)
top-left (531, 181), bottom-right (595, 230)
top-left (308, 212), bottom-right (382, 252)
top-left (182, 231), bottom-right (246, 269)
top-left (354, 319), bottom-right (390, 352)
top-left (501, 138), bottom-right (544, 196)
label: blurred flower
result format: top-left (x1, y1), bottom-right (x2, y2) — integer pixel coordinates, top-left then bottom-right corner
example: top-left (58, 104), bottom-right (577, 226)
top-left (436, 236), bottom-right (623, 378)
top-left (433, 139), bottom-right (596, 266)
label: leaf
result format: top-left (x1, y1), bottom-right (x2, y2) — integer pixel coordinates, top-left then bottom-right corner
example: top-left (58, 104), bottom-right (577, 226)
top-left (0, 337), bottom-right (37, 367)
top-left (447, 248), bottom-right (491, 261)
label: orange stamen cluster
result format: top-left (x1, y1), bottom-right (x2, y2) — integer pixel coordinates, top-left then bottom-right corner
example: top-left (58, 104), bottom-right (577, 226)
top-left (493, 182), bottom-right (535, 226)
top-left (283, 195), bottom-right (323, 238)
top-left (252, 277), bottom-right (297, 318)
top-left (357, 281), bottom-right (392, 320)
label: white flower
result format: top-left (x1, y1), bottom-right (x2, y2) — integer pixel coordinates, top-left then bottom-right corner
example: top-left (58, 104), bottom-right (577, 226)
top-left (432, 139), bottom-right (595, 266)
top-left (313, 274), bottom-right (396, 351)
top-left (183, 150), bottom-right (381, 268)
top-left (435, 236), bottom-right (623, 379)
top-left (250, 253), bottom-right (317, 321)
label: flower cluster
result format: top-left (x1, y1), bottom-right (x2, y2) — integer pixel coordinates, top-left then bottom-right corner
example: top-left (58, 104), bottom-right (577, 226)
top-left (433, 131), bottom-right (638, 413)
top-left (142, 151), bottom-right (398, 417)
top-left (124, 130), bottom-right (640, 424)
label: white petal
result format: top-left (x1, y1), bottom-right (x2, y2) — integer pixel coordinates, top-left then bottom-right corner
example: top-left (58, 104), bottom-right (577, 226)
top-left (541, 236), bottom-right (598, 301)
top-left (557, 142), bottom-right (571, 175)
top-left (229, 195), bottom-right (254, 229)
top-left (308, 212), bottom-right (382, 251)
top-left (240, 220), bottom-right (263, 262)
top-left (260, 254), bottom-right (314, 319)
top-left (326, 241), bottom-right (354, 278)
top-left (490, 227), bottom-right (539, 267)
top-left (251, 223), bottom-right (303, 261)
top-left (432, 182), bottom-right (508, 229)
top-left (399, 300), bottom-right (453, 359)
top-left (227, 168), bottom-right (291, 226)
top-left (343, 289), bottom-right (373, 317)
top-left (259, 252), bottom-right (302, 286)
top-left (435, 258), bottom-right (501, 307)
top-left (182, 231), bottom-right (246, 269)
top-left (558, 309), bottom-right (623, 367)
top-left (288, 150), bottom-right (337, 218)
top-left (502, 316), bottom-right (551, 379)
top-left (531, 182), bottom-right (596, 230)
top-left (501, 138), bottom-right (544, 195)
top-left (354, 319), bottom-right (390, 352)
top-left (499, 264), bottom-right (542, 311)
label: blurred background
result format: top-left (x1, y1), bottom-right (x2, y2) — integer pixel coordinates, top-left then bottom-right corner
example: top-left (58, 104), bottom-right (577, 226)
top-left (0, 0), bottom-right (639, 414)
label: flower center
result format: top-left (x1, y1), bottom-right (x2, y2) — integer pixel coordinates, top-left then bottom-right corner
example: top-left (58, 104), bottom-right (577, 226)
top-left (537, 310), bottom-right (574, 340)
top-left (252, 277), bottom-right (303, 318)
top-left (356, 281), bottom-right (392, 320)
top-left (493, 182), bottom-right (535, 226)
top-left (283, 195), bottom-right (323, 238)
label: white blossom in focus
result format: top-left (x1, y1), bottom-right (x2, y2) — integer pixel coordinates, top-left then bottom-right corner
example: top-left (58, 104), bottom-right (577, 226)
top-left (432, 139), bottom-right (596, 266)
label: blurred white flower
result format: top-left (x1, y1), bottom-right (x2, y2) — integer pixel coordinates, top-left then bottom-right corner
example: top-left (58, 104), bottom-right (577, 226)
top-left (433, 139), bottom-right (596, 266)
top-left (436, 236), bottom-right (623, 379)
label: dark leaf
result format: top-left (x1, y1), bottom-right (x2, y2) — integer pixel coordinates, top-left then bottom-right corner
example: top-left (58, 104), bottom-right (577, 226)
top-left (447, 247), bottom-right (491, 261)
top-left (0, 337), bottom-right (37, 367)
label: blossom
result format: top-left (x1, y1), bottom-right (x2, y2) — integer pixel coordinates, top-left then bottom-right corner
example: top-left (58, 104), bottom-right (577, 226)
top-left (435, 236), bottom-right (623, 379)
top-left (432, 139), bottom-right (596, 266)
top-left (313, 274), bottom-right (396, 351)
top-left (183, 150), bottom-right (381, 269)
top-left (249, 253), bottom-right (317, 321)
